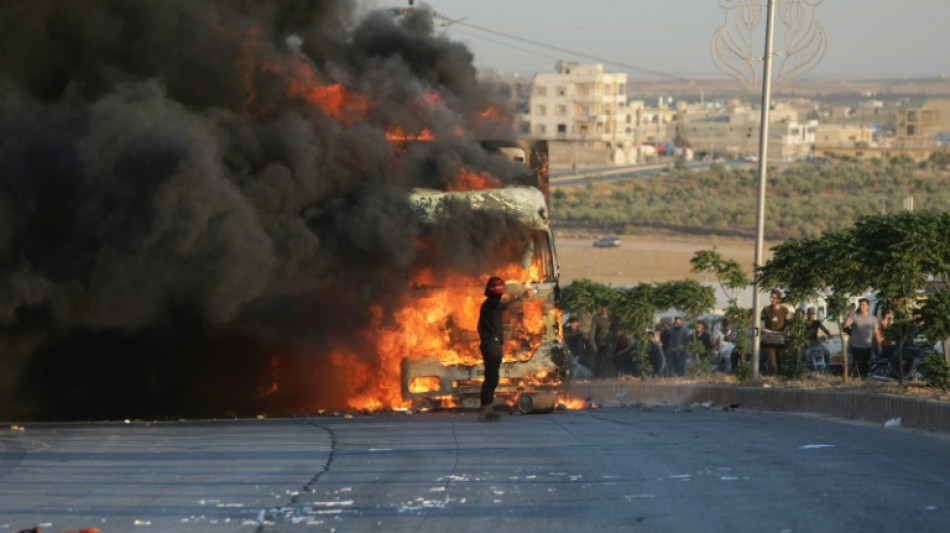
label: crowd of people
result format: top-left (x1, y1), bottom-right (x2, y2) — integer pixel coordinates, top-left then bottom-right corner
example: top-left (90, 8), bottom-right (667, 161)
top-left (561, 290), bottom-right (923, 381)
top-left (562, 299), bottom-right (735, 379)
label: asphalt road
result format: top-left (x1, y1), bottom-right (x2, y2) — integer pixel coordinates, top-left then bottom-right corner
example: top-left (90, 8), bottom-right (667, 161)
top-left (549, 160), bottom-right (747, 187)
top-left (2, 408), bottom-right (949, 532)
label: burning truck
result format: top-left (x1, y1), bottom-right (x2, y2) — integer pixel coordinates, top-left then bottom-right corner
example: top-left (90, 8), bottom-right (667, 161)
top-left (398, 141), bottom-right (570, 413)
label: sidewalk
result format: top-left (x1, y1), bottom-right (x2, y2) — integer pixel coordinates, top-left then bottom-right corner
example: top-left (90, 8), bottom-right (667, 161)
top-left (567, 380), bottom-right (950, 432)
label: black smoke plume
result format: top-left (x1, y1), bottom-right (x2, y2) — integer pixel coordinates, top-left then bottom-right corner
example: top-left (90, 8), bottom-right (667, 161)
top-left (0, 0), bottom-right (527, 420)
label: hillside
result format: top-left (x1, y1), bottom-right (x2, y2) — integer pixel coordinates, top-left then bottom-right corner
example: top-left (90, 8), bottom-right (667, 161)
top-left (551, 155), bottom-right (950, 241)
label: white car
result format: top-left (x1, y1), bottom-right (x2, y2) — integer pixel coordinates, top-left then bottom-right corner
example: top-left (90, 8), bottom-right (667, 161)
top-left (593, 235), bottom-right (622, 248)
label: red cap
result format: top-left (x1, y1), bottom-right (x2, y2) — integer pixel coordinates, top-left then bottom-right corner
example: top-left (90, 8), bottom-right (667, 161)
top-left (486, 276), bottom-right (505, 295)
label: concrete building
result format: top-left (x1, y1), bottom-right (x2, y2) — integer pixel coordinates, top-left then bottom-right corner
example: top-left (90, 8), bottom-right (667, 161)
top-left (896, 99), bottom-right (950, 149)
top-left (679, 103), bottom-right (816, 162)
top-left (812, 124), bottom-right (880, 160)
top-left (522, 62), bottom-right (638, 166)
top-left (814, 124), bottom-right (876, 147)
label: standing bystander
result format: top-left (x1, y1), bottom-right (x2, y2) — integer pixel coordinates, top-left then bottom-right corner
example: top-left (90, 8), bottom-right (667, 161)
top-left (666, 316), bottom-right (691, 376)
top-left (843, 298), bottom-right (881, 379)
top-left (760, 289), bottom-right (790, 376)
top-left (589, 300), bottom-right (618, 378)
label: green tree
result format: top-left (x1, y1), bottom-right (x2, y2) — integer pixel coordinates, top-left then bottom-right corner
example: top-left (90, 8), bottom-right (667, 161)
top-left (615, 284), bottom-right (661, 376)
top-left (690, 247), bottom-right (750, 313)
top-left (757, 229), bottom-right (866, 384)
top-left (928, 150), bottom-right (950, 170)
top-left (850, 212), bottom-right (950, 383)
top-left (655, 280), bottom-right (716, 323)
top-left (560, 279), bottom-right (618, 315)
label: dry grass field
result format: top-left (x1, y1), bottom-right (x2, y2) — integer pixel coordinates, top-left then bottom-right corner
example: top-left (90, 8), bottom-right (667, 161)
top-left (556, 231), bottom-right (776, 286)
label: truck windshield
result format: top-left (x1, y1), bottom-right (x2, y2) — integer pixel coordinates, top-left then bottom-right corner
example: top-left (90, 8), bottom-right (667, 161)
top-left (408, 230), bottom-right (555, 288)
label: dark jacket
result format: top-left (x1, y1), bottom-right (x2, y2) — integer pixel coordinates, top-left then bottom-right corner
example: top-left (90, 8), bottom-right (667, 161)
top-left (478, 295), bottom-right (506, 344)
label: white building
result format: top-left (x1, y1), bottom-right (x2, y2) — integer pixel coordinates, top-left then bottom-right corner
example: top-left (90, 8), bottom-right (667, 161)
top-left (522, 62), bottom-right (638, 166)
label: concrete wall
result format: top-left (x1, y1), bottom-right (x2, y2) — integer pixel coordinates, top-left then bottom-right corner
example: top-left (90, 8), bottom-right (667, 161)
top-left (568, 381), bottom-right (950, 432)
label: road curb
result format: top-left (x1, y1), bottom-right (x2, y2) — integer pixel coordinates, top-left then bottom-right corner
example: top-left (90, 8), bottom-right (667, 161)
top-left (567, 381), bottom-right (950, 432)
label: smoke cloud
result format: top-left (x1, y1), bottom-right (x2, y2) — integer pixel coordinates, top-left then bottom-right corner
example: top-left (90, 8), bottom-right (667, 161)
top-left (0, 0), bottom-right (528, 419)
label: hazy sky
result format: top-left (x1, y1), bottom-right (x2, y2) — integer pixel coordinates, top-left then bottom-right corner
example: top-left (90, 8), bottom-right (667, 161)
top-left (379, 0), bottom-right (950, 80)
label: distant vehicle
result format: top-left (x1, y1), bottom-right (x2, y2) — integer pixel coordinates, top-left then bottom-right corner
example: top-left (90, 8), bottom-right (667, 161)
top-left (712, 157), bottom-right (727, 164)
top-left (593, 235), bottom-right (622, 248)
top-left (743, 154), bottom-right (758, 162)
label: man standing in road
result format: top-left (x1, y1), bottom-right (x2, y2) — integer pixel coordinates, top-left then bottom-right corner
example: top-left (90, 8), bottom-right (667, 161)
top-left (477, 276), bottom-right (526, 421)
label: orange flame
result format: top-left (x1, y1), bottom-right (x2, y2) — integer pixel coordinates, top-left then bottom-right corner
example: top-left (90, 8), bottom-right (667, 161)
top-left (480, 106), bottom-right (507, 123)
top-left (557, 395), bottom-right (589, 410)
top-left (447, 168), bottom-right (503, 191)
top-left (424, 91), bottom-right (444, 107)
top-left (329, 253), bottom-right (550, 412)
top-left (386, 126), bottom-right (435, 142)
top-left (268, 54), bottom-right (372, 121)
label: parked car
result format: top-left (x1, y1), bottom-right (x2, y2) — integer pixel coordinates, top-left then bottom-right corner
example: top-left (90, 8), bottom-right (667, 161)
top-left (593, 235), bottom-right (622, 248)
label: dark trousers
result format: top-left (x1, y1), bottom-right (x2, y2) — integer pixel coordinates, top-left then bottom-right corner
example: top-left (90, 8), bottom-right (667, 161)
top-left (731, 350), bottom-right (742, 372)
top-left (762, 345), bottom-right (784, 375)
top-left (480, 342), bottom-right (503, 406)
top-left (595, 343), bottom-right (616, 378)
top-left (850, 346), bottom-right (873, 378)
top-left (671, 349), bottom-right (687, 376)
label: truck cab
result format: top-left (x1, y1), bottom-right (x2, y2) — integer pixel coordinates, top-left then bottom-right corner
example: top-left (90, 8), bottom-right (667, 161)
top-left (399, 142), bottom-right (567, 412)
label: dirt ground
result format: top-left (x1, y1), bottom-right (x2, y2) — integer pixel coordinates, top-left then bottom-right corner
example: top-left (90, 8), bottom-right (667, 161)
top-left (556, 231), bottom-right (775, 285)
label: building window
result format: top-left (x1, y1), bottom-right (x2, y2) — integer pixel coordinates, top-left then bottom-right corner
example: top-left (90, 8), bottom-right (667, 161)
top-left (519, 122), bottom-right (530, 134)
top-left (537, 124), bottom-right (547, 135)
top-left (907, 111), bottom-right (916, 121)
top-left (534, 86), bottom-right (547, 96)
top-left (557, 124), bottom-right (567, 134)
top-left (906, 125), bottom-right (916, 136)
top-left (535, 105), bottom-right (546, 116)
top-left (557, 86), bottom-right (567, 96)
top-left (555, 104), bottom-right (567, 116)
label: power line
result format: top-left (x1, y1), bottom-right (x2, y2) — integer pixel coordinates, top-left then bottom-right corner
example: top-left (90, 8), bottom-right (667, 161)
top-left (434, 14), bottom-right (691, 81)
top-left (449, 25), bottom-right (565, 66)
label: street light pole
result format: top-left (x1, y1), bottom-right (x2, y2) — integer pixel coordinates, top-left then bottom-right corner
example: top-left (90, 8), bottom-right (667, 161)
top-left (750, 0), bottom-right (777, 381)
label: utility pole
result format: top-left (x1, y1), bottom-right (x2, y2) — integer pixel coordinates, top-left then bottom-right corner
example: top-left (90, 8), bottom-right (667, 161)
top-left (749, 0), bottom-right (777, 380)
top-left (713, 0), bottom-right (826, 380)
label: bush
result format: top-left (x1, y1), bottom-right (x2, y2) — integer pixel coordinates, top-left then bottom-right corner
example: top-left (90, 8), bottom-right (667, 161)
top-left (687, 357), bottom-right (713, 380)
top-left (920, 352), bottom-right (950, 390)
top-left (734, 360), bottom-right (752, 383)
top-left (780, 350), bottom-right (804, 379)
